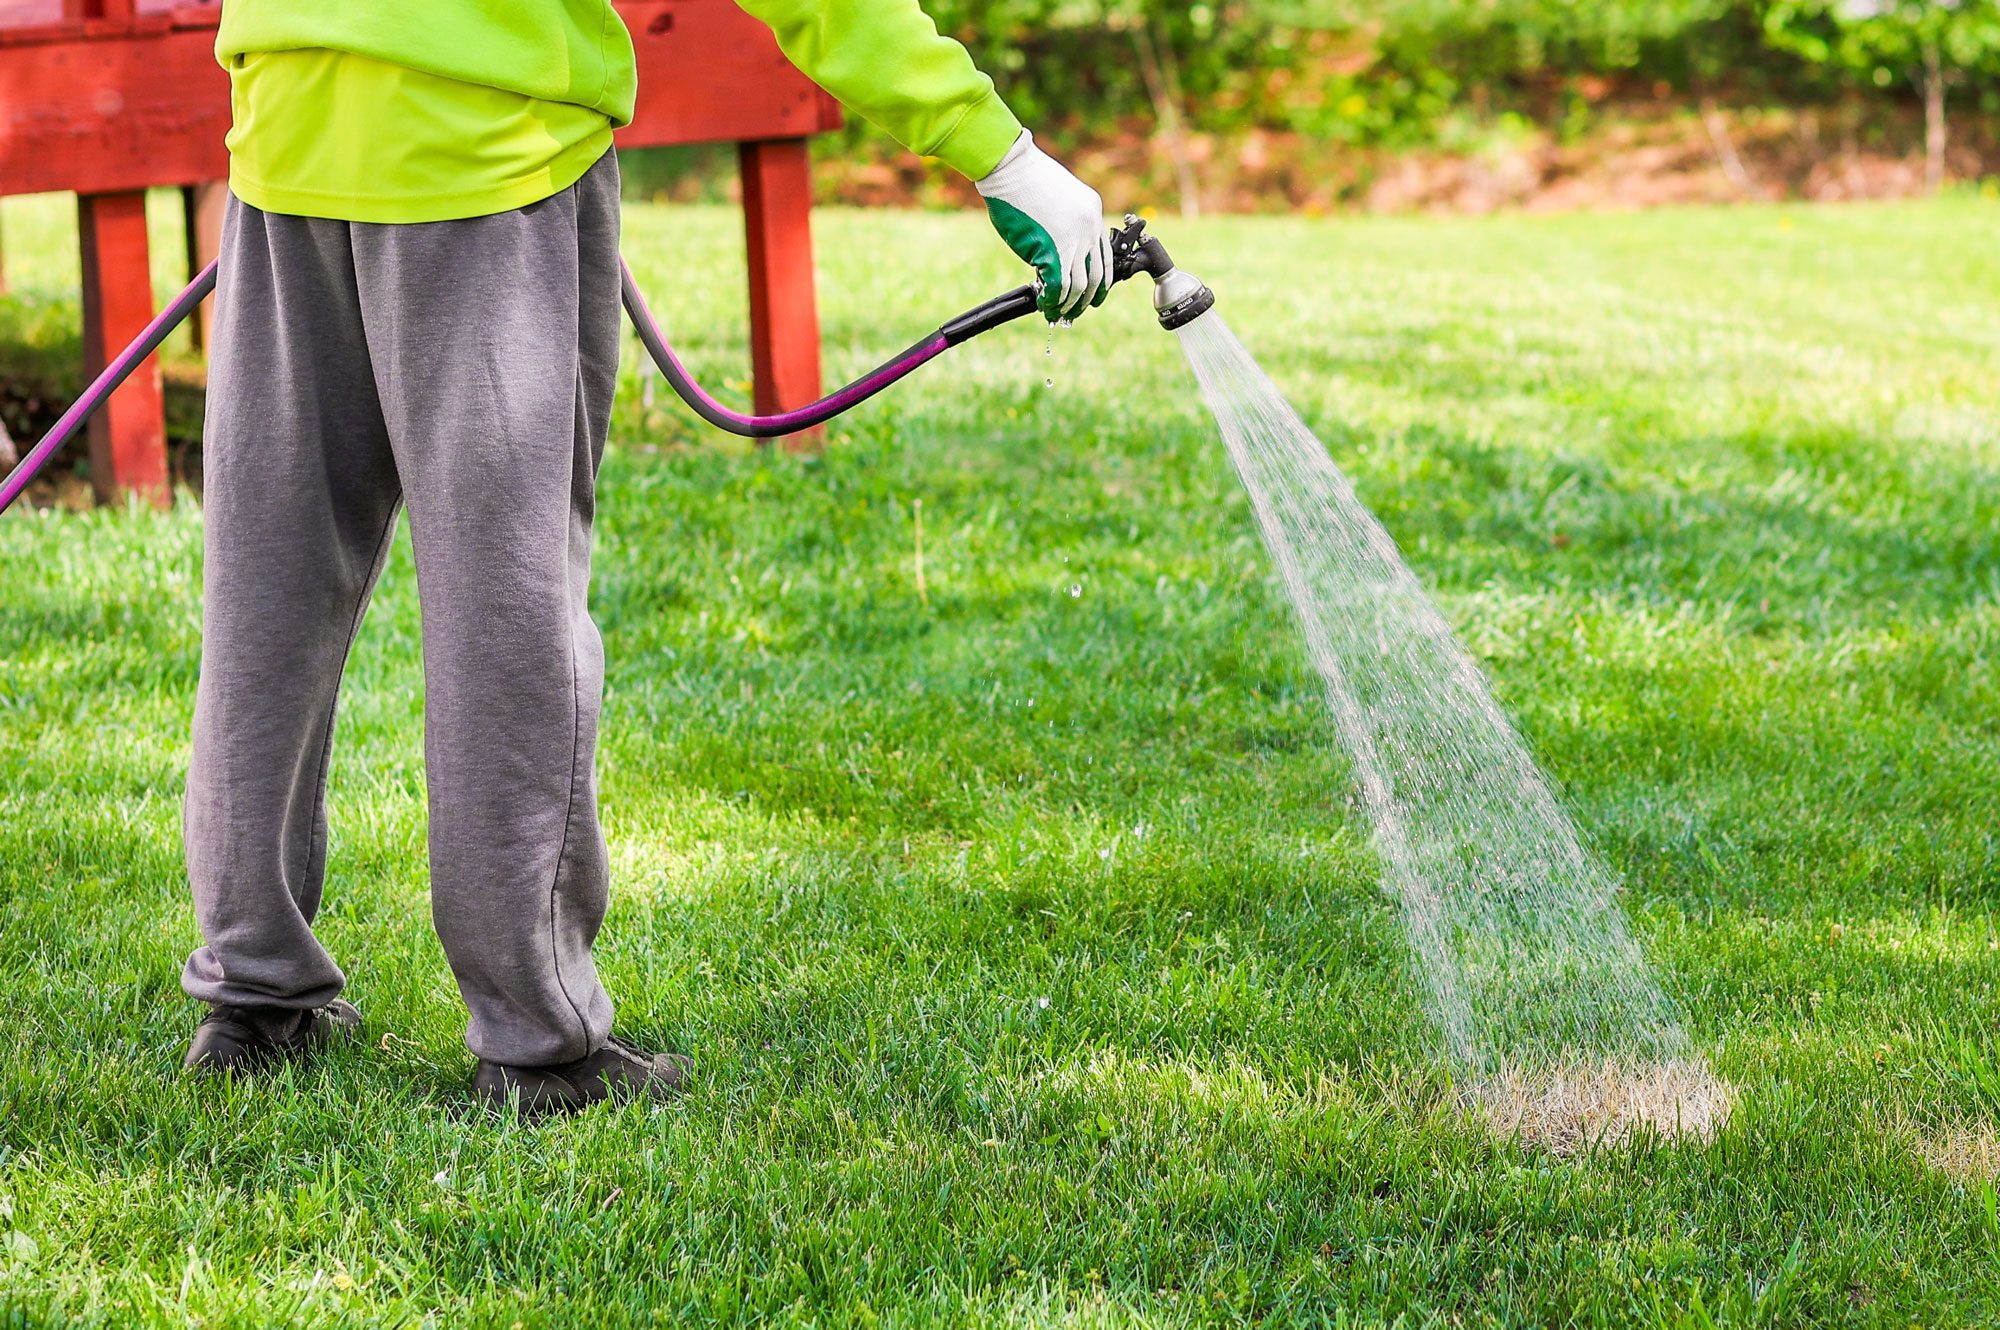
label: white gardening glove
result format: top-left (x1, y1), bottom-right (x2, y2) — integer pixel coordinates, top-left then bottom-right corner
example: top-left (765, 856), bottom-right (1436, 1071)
top-left (975, 130), bottom-right (1112, 323)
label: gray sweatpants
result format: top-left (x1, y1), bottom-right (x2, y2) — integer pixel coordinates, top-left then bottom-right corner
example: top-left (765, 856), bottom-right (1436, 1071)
top-left (181, 152), bottom-right (622, 1067)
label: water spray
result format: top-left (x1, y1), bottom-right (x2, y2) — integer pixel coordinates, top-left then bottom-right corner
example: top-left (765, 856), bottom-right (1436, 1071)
top-left (0, 215), bottom-right (1212, 511)
top-left (1175, 307), bottom-right (1728, 1149)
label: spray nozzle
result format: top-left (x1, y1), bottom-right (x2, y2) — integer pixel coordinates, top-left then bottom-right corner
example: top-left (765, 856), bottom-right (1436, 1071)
top-left (1110, 215), bottom-right (1216, 331)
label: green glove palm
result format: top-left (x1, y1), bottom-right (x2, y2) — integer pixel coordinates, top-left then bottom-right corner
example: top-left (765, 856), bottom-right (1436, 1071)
top-left (975, 131), bottom-right (1112, 322)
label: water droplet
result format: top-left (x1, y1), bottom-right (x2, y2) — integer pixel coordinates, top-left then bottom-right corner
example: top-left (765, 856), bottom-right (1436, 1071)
top-left (1044, 376), bottom-right (1054, 388)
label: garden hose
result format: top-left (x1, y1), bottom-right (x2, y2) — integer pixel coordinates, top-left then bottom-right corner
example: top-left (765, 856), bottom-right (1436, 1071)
top-left (0, 216), bottom-right (1211, 514)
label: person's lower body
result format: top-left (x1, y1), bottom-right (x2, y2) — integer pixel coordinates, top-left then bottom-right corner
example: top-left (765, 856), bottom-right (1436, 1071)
top-left (178, 151), bottom-right (686, 1106)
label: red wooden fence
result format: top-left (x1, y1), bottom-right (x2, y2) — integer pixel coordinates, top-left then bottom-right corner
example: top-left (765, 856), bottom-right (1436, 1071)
top-left (0, 0), bottom-right (841, 505)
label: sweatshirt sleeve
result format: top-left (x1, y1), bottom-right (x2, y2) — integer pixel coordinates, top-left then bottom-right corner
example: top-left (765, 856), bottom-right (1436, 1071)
top-left (730, 0), bottom-right (1024, 180)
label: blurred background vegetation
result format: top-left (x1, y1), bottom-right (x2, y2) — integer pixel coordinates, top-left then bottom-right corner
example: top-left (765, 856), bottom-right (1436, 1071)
top-left (625, 0), bottom-right (2000, 212)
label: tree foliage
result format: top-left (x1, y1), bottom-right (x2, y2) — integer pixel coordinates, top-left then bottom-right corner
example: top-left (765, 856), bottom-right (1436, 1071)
top-left (910, 0), bottom-right (1995, 154)
top-left (1761, 0), bottom-right (2000, 183)
top-left (1763, 0), bottom-right (2000, 81)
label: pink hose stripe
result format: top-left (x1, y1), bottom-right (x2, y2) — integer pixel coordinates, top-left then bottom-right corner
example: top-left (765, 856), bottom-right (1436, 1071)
top-left (757, 333), bottom-right (949, 429)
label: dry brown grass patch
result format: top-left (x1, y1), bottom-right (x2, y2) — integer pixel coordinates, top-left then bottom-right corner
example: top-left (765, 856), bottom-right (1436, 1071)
top-left (1901, 1115), bottom-right (2000, 1184)
top-left (1463, 1056), bottom-right (1734, 1155)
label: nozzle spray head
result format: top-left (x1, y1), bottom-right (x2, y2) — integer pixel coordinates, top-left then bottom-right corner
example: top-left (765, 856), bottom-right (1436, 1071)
top-left (1110, 215), bottom-right (1216, 330)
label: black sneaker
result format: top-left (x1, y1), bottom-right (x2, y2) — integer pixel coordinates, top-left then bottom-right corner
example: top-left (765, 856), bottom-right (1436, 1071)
top-left (471, 1034), bottom-right (693, 1116)
top-left (183, 1000), bottom-right (363, 1074)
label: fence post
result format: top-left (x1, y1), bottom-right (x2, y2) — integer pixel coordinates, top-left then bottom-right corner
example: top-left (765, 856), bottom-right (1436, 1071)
top-left (78, 190), bottom-right (170, 508)
top-left (183, 181), bottom-right (226, 351)
top-left (738, 137), bottom-right (822, 450)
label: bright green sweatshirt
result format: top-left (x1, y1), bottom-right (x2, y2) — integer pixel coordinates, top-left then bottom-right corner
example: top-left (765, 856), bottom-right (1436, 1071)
top-left (218, 0), bottom-right (1022, 223)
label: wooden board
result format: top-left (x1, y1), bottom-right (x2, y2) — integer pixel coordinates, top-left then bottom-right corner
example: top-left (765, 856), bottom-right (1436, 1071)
top-left (621, 1), bottom-right (842, 147)
top-left (0, 13), bottom-right (230, 194)
top-left (0, 0), bottom-right (841, 195)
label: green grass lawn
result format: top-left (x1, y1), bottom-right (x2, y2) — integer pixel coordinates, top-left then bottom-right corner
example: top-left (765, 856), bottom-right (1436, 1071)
top-left (4, 191), bottom-right (2000, 1327)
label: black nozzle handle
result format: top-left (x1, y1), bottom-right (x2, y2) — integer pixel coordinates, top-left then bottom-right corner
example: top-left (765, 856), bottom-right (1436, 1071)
top-left (939, 283), bottom-right (1041, 346)
top-left (1110, 214), bottom-right (1174, 284)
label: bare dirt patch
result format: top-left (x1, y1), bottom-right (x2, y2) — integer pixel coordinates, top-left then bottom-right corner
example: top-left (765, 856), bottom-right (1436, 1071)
top-left (810, 99), bottom-right (1992, 216)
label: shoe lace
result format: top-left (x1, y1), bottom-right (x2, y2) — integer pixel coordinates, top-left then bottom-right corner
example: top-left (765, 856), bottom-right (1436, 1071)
top-left (600, 1034), bottom-right (654, 1065)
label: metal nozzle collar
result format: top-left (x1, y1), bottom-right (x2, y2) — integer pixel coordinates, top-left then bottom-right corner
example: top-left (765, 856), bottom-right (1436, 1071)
top-left (1152, 268), bottom-right (1215, 329)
